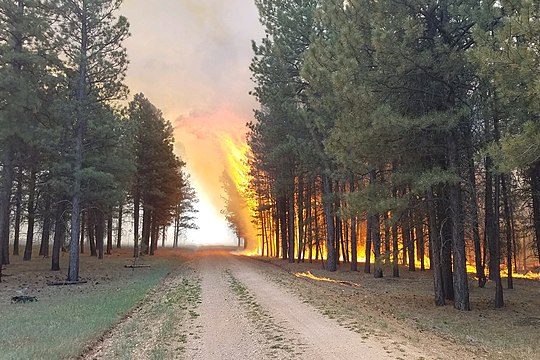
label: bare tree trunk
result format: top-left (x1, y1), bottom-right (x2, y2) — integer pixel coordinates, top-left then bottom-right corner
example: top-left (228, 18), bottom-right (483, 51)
top-left (466, 133), bottom-right (486, 287)
top-left (447, 132), bottom-right (470, 311)
top-left (405, 211), bottom-right (415, 271)
top-left (501, 175), bottom-right (513, 289)
top-left (68, 0), bottom-right (89, 281)
top-left (392, 218), bottom-right (399, 277)
top-left (133, 190), bottom-right (140, 257)
top-left (322, 175), bottom-right (336, 271)
top-left (51, 202), bottom-right (66, 271)
top-left (364, 216), bottom-right (372, 274)
top-left (23, 169), bottom-right (36, 261)
top-left (88, 209), bottom-right (97, 257)
top-left (80, 211), bottom-right (85, 254)
top-left (39, 196), bottom-right (52, 257)
top-left (13, 170), bottom-right (22, 256)
top-left (117, 204), bottom-right (123, 249)
top-left (428, 190), bottom-right (445, 306)
top-left (417, 221), bottom-right (425, 271)
top-left (288, 193), bottom-right (295, 263)
top-left (0, 146), bottom-right (14, 266)
top-left (96, 211), bottom-right (105, 260)
top-left (106, 213), bottom-right (113, 255)
top-left (350, 177), bottom-right (358, 271)
top-left (530, 161), bottom-right (540, 266)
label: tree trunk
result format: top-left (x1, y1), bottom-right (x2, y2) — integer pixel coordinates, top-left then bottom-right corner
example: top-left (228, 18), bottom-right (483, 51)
top-left (350, 176), bottom-right (358, 272)
top-left (117, 204), bottom-right (123, 248)
top-left (39, 196), bottom-right (52, 257)
top-left (405, 211), bottom-right (415, 271)
top-left (288, 194), bottom-right (295, 263)
top-left (447, 132), bottom-right (470, 311)
top-left (23, 170), bottom-right (37, 261)
top-left (297, 177), bottom-right (304, 262)
top-left (0, 146), bottom-right (14, 266)
top-left (88, 209), bottom-right (97, 257)
top-left (106, 213), bottom-right (113, 255)
top-left (96, 211), bottom-right (105, 260)
top-left (149, 217), bottom-right (157, 255)
top-left (370, 171), bottom-right (383, 278)
top-left (80, 211), bottom-right (85, 254)
top-left (466, 131), bottom-right (486, 287)
top-left (530, 161), bottom-right (540, 266)
top-left (364, 216), bottom-right (372, 274)
top-left (392, 218), bottom-right (399, 278)
top-left (322, 175), bottom-right (337, 271)
top-left (438, 196), bottom-right (454, 301)
top-left (142, 206), bottom-right (151, 254)
top-left (51, 202), bottom-right (66, 271)
top-left (133, 190), bottom-right (140, 257)
top-left (279, 196), bottom-right (288, 260)
top-left (67, 0), bottom-right (89, 281)
top-left (161, 226), bottom-right (166, 248)
top-left (428, 190), bottom-right (445, 306)
top-left (13, 170), bottom-right (22, 256)
top-left (417, 221), bottom-right (425, 271)
top-left (501, 175), bottom-right (513, 289)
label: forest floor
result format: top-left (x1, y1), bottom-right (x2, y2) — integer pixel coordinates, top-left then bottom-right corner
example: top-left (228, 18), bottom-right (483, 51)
top-left (1, 249), bottom-right (538, 359)
top-left (257, 255), bottom-right (540, 360)
top-left (0, 248), bottom-right (176, 359)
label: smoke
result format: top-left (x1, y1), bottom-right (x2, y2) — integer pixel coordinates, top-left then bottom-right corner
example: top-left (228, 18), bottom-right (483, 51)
top-left (122, 0), bottom-right (263, 246)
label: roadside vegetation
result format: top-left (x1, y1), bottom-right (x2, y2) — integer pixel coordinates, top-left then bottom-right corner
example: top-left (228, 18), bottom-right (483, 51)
top-left (0, 251), bottom-right (174, 359)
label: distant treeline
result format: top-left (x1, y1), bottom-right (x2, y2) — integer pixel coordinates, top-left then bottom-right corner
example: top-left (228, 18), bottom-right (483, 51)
top-left (0, 1), bottom-right (197, 281)
top-left (245, 0), bottom-right (540, 310)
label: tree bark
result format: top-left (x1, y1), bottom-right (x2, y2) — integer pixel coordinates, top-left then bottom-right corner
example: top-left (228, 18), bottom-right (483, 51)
top-left (447, 132), bottom-right (470, 311)
top-left (322, 175), bottom-right (337, 271)
top-left (117, 204), bottom-right (123, 248)
top-left (13, 170), bottom-right (22, 256)
top-left (88, 209), bottom-right (97, 257)
top-left (288, 193), bottom-right (295, 263)
top-left (0, 146), bottom-right (14, 266)
top-left (39, 196), bottom-right (52, 257)
top-left (23, 170), bottom-right (37, 261)
top-left (96, 211), bottom-right (105, 260)
top-left (106, 213), bottom-right (113, 255)
top-left (51, 202), bottom-right (66, 271)
top-left (80, 211), bottom-right (85, 254)
top-left (428, 190), bottom-right (445, 306)
top-left (68, 0), bottom-right (88, 281)
top-left (530, 161), bottom-right (540, 266)
top-left (501, 175), bottom-right (513, 289)
top-left (364, 216), bottom-right (372, 274)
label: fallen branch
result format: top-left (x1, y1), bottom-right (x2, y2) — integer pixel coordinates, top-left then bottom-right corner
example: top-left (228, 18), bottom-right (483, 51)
top-left (47, 280), bottom-right (88, 286)
top-left (124, 265), bottom-right (151, 268)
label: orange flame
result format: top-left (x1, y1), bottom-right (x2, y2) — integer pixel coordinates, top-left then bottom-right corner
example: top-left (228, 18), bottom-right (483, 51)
top-left (294, 271), bottom-right (361, 287)
top-left (219, 133), bottom-right (258, 251)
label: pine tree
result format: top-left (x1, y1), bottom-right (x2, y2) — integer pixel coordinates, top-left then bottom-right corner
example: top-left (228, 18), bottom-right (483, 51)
top-left (56, 0), bottom-right (129, 281)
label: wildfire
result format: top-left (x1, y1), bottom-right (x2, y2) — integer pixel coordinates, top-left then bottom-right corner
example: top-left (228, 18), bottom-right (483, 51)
top-left (219, 133), bottom-right (259, 251)
top-left (294, 271), bottom-right (361, 287)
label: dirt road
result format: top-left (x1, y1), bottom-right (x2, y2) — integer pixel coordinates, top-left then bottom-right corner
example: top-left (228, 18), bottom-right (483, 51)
top-left (85, 250), bottom-right (428, 359)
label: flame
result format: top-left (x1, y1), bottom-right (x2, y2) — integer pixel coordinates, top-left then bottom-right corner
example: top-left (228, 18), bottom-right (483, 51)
top-left (294, 271), bottom-right (361, 287)
top-left (219, 133), bottom-right (259, 251)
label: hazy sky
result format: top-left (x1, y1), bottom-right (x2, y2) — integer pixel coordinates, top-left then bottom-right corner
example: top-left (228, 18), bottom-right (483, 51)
top-left (122, 0), bottom-right (263, 245)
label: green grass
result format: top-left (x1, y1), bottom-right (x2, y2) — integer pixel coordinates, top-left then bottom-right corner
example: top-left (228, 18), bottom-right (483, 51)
top-left (0, 266), bottom-right (170, 360)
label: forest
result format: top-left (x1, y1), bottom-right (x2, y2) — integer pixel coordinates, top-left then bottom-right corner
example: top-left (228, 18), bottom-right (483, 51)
top-left (0, 0), bottom-right (197, 283)
top-left (243, 0), bottom-right (540, 311)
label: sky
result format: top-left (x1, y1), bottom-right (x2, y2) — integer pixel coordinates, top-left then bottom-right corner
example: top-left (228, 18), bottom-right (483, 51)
top-left (122, 0), bottom-right (263, 246)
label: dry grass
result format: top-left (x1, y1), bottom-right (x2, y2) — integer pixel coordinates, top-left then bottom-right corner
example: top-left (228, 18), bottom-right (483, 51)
top-left (0, 248), bottom-right (178, 360)
top-left (252, 256), bottom-right (540, 360)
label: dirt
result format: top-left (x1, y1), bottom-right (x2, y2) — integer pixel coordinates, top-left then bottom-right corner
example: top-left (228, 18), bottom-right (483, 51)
top-left (83, 250), bottom-right (441, 359)
top-left (6, 248), bottom-right (537, 359)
